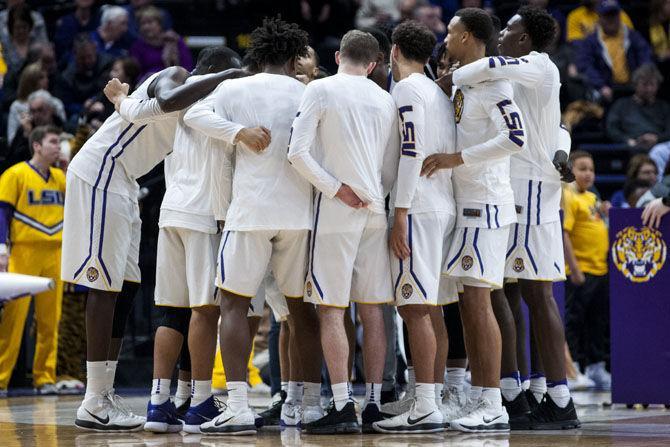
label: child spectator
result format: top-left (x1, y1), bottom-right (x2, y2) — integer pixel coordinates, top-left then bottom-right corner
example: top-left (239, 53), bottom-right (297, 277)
top-left (562, 150), bottom-right (612, 390)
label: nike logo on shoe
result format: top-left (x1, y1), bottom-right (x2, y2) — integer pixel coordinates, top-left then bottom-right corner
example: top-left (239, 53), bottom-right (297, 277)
top-left (214, 416), bottom-right (234, 427)
top-left (86, 409), bottom-right (110, 425)
top-left (407, 412), bottom-right (433, 425)
top-left (483, 414), bottom-right (502, 424)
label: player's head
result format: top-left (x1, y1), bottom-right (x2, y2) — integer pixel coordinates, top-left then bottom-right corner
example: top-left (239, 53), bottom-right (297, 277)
top-left (336, 30), bottom-right (380, 75)
top-left (296, 46), bottom-right (320, 84)
top-left (499, 6), bottom-right (556, 57)
top-left (247, 17), bottom-right (309, 76)
top-left (435, 42), bottom-right (454, 78)
top-left (194, 45), bottom-right (242, 75)
top-left (357, 27), bottom-right (390, 88)
top-left (29, 125), bottom-right (61, 165)
top-left (486, 14), bottom-right (501, 56)
top-left (569, 150), bottom-right (594, 191)
top-left (445, 8), bottom-right (494, 63)
top-left (390, 20), bottom-right (436, 82)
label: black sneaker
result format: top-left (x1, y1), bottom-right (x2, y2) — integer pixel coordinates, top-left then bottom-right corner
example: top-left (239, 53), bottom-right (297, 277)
top-left (525, 389), bottom-right (541, 413)
top-left (303, 400), bottom-right (360, 434)
top-left (528, 395), bottom-right (581, 430)
top-left (503, 392), bottom-right (532, 430)
top-left (259, 391), bottom-right (285, 426)
top-left (176, 398), bottom-right (191, 421)
top-left (380, 389), bottom-right (398, 405)
top-left (361, 403), bottom-right (384, 433)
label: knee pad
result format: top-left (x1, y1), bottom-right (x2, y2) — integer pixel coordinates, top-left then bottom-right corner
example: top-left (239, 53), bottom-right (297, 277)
top-left (159, 307), bottom-right (191, 338)
top-left (111, 281), bottom-right (140, 338)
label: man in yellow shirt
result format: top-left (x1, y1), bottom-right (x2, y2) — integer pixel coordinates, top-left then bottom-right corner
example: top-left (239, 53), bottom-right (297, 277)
top-left (0, 125), bottom-right (65, 397)
top-left (562, 151), bottom-right (611, 391)
top-left (567, 0), bottom-right (634, 42)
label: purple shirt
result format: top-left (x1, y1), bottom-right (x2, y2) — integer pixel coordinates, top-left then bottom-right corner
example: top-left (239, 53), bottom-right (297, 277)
top-left (130, 37), bottom-right (194, 83)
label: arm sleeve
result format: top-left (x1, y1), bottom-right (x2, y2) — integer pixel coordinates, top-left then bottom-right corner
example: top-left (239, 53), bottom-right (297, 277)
top-left (392, 85), bottom-right (423, 208)
top-left (452, 54), bottom-right (545, 89)
top-left (182, 86), bottom-right (244, 144)
top-left (460, 82), bottom-right (525, 166)
top-left (287, 84), bottom-right (342, 199)
top-left (118, 97), bottom-right (171, 125)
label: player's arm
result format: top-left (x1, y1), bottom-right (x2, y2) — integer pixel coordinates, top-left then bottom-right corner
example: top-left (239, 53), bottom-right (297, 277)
top-left (0, 171), bottom-right (18, 272)
top-left (452, 53), bottom-right (545, 88)
top-left (209, 139), bottom-right (235, 223)
top-left (553, 124), bottom-right (574, 182)
top-left (183, 85), bottom-right (270, 152)
top-left (287, 84), bottom-right (365, 208)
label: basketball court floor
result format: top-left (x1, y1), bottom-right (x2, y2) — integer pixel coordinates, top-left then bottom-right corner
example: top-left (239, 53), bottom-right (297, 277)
top-left (2, 390), bottom-right (670, 446)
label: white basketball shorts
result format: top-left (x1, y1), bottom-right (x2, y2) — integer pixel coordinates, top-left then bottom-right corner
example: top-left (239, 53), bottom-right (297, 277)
top-left (505, 220), bottom-right (566, 281)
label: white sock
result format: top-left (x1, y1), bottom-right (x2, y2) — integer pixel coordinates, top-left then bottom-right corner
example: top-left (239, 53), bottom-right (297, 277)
top-left (226, 381), bottom-right (248, 412)
top-left (303, 382), bottom-right (320, 407)
top-left (415, 383), bottom-right (438, 413)
top-left (529, 375), bottom-right (546, 404)
top-left (331, 382), bottom-right (350, 411)
top-left (447, 367), bottom-right (466, 390)
top-left (286, 381), bottom-right (303, 405)
top-left (500, 372), bottom-right (522, 401)
top-left (281, 381), bottom-right (288, 393)
top-left (521, 376), bottom-right (530, 391)
top-left (105, 360), bottom-right (118, 391)
top-left (191, 380), bottom-right (211, 407)
top-left (547, 380), bottom-right (571, 408)
top-left (84, 361), bottom-right (108, 400)
top-left (175, 380), bottom-right (191, 407)
top-left (435, 382), bottom-right (444, 405)
top-left (150, 378), bottom-right (171, 405)
top-left (364, 383), bottom-right (381, 408)
top-left (481, 387), bottom-right (502, 407)
top-left (468, 386), bottom-right (482, 403)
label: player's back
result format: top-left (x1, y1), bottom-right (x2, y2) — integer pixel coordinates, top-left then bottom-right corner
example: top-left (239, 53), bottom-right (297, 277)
top-left (68, 72), bottom-right (178, 199)
top-left (215, 73), bottom-right (311, 230)
top-left (391, 73), bottom-right (455, 214)
top-left (310, 73), bottom-right (397, 212)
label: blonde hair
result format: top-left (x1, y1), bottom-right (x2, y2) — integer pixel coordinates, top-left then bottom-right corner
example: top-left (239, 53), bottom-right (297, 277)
top-left (17, 63), bottom-right (45, 101)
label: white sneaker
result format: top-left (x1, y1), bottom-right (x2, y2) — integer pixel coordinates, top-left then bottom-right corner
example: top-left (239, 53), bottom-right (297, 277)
top-left (380, 384), bottom-right (416, 417)
top-left (568, 361), bottom-right (595, 390)
top-left (200, 405), bottom-right (257, 435)
top-left (585, 361), bottom-right (611, 390)
top-left (449, 398), bottom-right (510, 433)
top-left (441, 386), bottom-right (468, 423)
top-left (280, 401), bottom-right (303, 427)
top-left (249, 382), bottom-right (271, 395)
top-left (373, 400), bottom-right (445, 434)
top-left (302, 404), bottom-right (324, 424)
top-left (75, 394), bottom-right (144, 432)
top-left (107, 391), bottom-right (146, 426)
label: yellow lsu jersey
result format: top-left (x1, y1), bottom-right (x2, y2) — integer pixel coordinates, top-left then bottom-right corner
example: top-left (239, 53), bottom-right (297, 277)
top-left (0, 161), bottom-right (65, 244)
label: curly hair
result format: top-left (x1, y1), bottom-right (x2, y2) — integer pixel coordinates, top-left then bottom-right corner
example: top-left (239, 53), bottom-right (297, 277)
top-left (517, 6), bottom-right (557, 52)
top-left (455, 8), bottom-right (494, 44)
top-left (247, 17), bottom-right (309, 68)
top-left (391, 20), bottom-right (436, 64)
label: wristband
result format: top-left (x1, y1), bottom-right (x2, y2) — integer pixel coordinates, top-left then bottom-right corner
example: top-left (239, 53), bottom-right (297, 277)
top-left (0, 243), bottom-right (7, 256)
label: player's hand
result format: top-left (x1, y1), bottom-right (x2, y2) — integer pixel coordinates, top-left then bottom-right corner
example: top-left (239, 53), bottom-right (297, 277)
top-left (435, 72), bottom-right (454, 97)
top-left (0, 254), bottom-right (8, 272)
top-left (335, 184), bottom-right (367, 209)
top-left (552, 150), bottom-right (575, 183)
top-left (642, 197), bottom-right (670, 229)
top-left (421, 153), bottom-right (463, 177)
top-left (569, 269), bottom-right (585, 286)
top-left (390, 211), bottom-right (410, 260)
top-left (104, 78), bottom-right (130, 111)
top-left (237, 127), bottom-right (271, 152)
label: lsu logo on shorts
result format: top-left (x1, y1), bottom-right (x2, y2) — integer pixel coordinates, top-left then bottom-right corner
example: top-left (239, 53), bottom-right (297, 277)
top-left (86, 267), bottom-right (99, 282)
top-left (453, 89), bottom-right (464, 124)
top-left (612, 226), bottom-right (667, 283)
top-left (461, 255), bottom-right (473, 271)
top-left (513, 257), bottom-right (525, 273)
top-left (401, 283), bottom-right (413, 300)
top-left (305, 280), bottom-right (313, 298)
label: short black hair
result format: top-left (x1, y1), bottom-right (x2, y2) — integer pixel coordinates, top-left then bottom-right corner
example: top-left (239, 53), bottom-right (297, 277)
top-left (486, 14), bottom-right (502, 56)
top-left (340, 30), bottom-right (380, 65)
top-left (517, 6), bottom-right (557, 52)
top-left (455, 8), bottom-right (494, 44)
top-left (196, 45), bottom-right (241, 72)
top-left (29, 125), bottom-right (61, 154)
top-left (391, 20), bottom-right (436, 64)
top-left (247, 17), bottom-right (309, 68)
top-left (8, 4), bottom-right (34, 37)
top-left (358, 26), bottom-right (391, 63)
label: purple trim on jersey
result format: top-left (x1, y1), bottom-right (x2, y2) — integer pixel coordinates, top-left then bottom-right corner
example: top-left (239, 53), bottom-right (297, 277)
top-left (408, 215), bottom-right (427, 298)
top-left (524, 223), bottom-right (538, 274)
top-left (526, 180), bottom-right (532, 226)
top-left (0, 201), bottom-right (13, 244)
top-left (486, 204), bottom-right (491, 229)
top-left (536, 181), bottom-right (542, 225)
top-left (447, 228), bottom-right (468, 270)
top-left (473, 228), bottom-right (483, 275)
top-left (506, 223), bottom-right (519, 259)
top-left (219, 231), bottom-right (231, 284)
top-left (309, 192), bottom-right (325, 299)
top-left (494, 205), bottom-right (500, 228)
top-left (26, 161), bottom-right (50, 183)
top-left (554, 262), bottom-right (561, 273)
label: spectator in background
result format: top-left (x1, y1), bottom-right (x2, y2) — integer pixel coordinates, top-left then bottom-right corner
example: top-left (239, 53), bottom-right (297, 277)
top-left (129, 6), bottom-right (193, 82)
top-left (1, 42), bottom-right (56, 114)
top-left (355, 0), bottom-right (402, 30)
top-left (53, 33), bottom-right (113, 121)
top-left (54, 0), bottom-right (101, 65)
top-left (566, 0), bottom-right (633, 43)
top-left (1, 4), bottom-right (42, 74)
top-left (575, 0), bottom-right (652, 103)
top-left (7, 63), bottom-right (65, 146)
top-left (623, 179), bottom-right (653, 208)
top-left (125, 0), bottom-right (173, 40)
top-left (413, 3), bottom-right (446, 41)
top-left (610, 154), bottom-right (659, 207)
top-left (649, 0), bottom-right (670, 62)
top-left (606, 64), bottom-right (670, 160)
top-left (562, 150), bottom-right (611, 390)
top-left (0, 0), bottom-right (47, 47)
top-left (90, 5), bottom-right (132, 60)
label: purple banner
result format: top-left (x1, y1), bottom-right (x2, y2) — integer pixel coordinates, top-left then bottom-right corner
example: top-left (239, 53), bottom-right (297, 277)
top-left (609, 208), bottom-right (670, 405)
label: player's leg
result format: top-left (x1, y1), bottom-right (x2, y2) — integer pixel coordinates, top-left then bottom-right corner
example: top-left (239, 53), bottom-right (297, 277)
top-left (175, 342), bottom-right (192, 414)
top-left (442, 301), bottom-right (468, 422)
top-left (259, 314), bottom-right (287, 426)
top-left (381, 304), bottom-right (399, 404)
top-left (504, 282), bottom-right (529, 388)
top-left (430, 306), bottom-right (448, 403)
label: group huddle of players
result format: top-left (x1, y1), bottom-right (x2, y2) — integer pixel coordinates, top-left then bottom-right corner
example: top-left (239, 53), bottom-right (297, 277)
top-left (59, 5), bottom-right (581, 437)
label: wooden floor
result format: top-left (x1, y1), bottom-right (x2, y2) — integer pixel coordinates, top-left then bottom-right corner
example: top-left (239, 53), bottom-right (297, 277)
top-left (2, 391), bottom-right (670, 446)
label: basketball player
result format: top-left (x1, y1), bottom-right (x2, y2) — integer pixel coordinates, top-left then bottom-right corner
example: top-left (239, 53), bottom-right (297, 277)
top-left (61, 53), bottom-right (244, 431)
top-left (421, 8), bottom-right (525, 432)
top-left (0, 126), bottom-right (65, 397)
top-left (448, 6), bottom-right (580, 429)
top-left (181, 18), bottom-right (317, 435)
top-left (372, 21), bottom-right (456, 434)
top-left (288, 30), bottom-right (399, 434)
